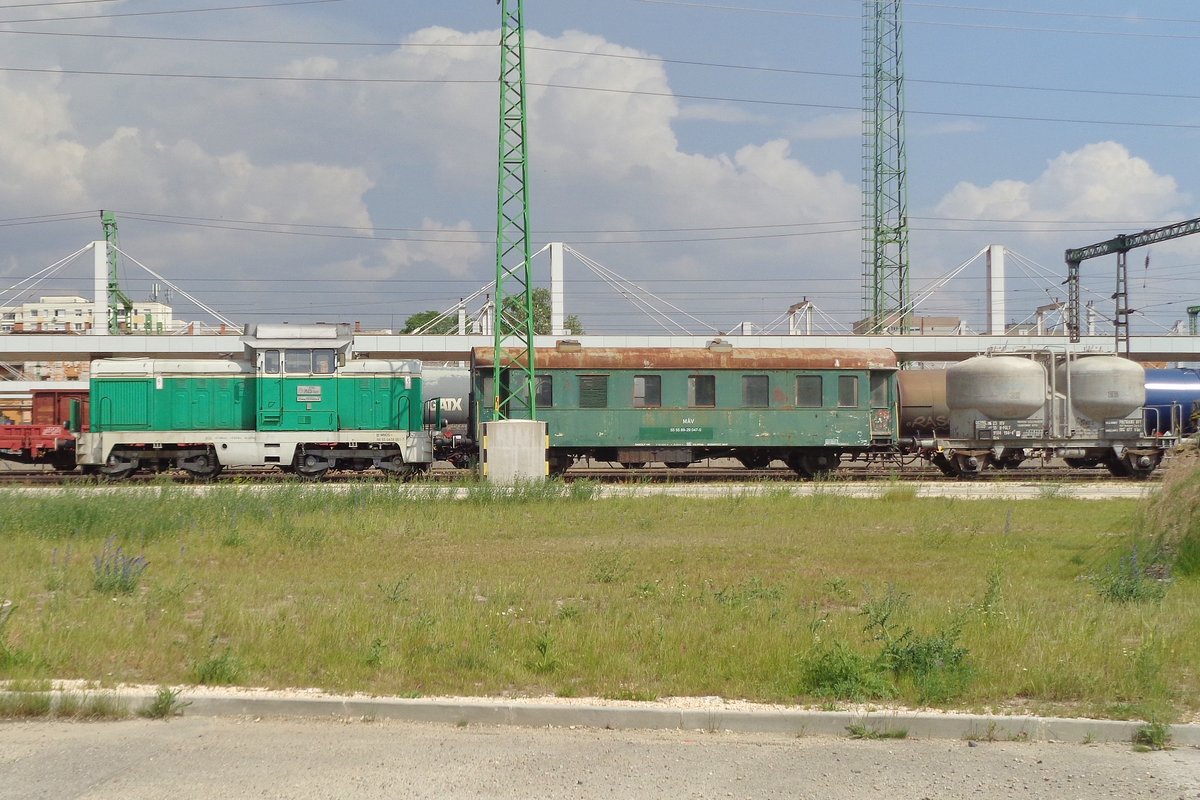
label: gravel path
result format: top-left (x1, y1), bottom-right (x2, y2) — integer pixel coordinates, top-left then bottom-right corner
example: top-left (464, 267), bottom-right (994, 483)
top-left (2, 716), bottom-right (1197, 800)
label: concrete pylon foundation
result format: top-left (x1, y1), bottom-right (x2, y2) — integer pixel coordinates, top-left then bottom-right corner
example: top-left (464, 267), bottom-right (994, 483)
top-left (480, 419), bottom-right (548, 483)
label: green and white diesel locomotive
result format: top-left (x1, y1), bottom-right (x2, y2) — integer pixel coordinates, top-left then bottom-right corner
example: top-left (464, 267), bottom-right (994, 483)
top-left (75, 323), bottom-right (431, 479)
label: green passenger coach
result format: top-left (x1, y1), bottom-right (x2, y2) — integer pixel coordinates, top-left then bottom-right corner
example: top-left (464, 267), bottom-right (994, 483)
top-left (472, 342), bottom-right (900, 476)
top-left (76, 323), bottom-right (432, 480)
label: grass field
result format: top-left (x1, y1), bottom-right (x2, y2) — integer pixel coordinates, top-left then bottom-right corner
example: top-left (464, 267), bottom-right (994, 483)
top-left (1, 471), bottom-right (1197, 723)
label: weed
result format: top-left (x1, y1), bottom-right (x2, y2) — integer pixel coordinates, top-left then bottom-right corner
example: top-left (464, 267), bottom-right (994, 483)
top-left (526, 630), bottom-right (561, 675)
top-left (140, 685), bottom-right (190, 719)
top-left (379, 577), bottom-right (412, 604)
top-left (365, 637), bottom-right (387, 668)
top-left (714, 577), bottom-right (783, 609)
top-left (1132, 720), bottom-right (1172, 751)
top-left (587, 548), bottom-right (631, 585)
top-left (189, 646), bottom-right (243, 686)
top-left (1095, 545), bottom-right (1168, 603)
top-left (0, 691), bottom-right (52, 718)
top-left (92, 537), bottom-right (148, 595)
top-left (879, 484), bottom-right (917, 502)
top-left (847, 722), bottom-right (908, 740)
top-left (861, 586), bottom-right (974, 703)
top-left (798, 643), bottom-right (894, 702)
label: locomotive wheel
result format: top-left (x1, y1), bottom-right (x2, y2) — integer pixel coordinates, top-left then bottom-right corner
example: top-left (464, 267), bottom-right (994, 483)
top-left (181, 454), bottom-right (223, 482)
top-left (101, 465), bottom-right (137, 481)
top-left (296, 466), bottom-right (330, 481)
top-left (295, 451), bottom-right (332, 481)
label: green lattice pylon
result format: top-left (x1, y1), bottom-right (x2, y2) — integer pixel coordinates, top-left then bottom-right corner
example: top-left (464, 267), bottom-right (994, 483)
top-left (100, 210), bottom-right (134, 334)
top-left (491, 0), bottom-right (537, 421)
top-left (862, 0), bottom-right (910, 334)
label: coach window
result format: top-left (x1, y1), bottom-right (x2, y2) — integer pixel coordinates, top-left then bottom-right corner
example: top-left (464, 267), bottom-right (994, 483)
top-left (870, 372), bottom-right (889, 408)
top-left (633, 375), bottom-right (661, 408)
top-left (796, 375), bottom-right (822, 407)
top-left (535, 374), bottom-right (554, 408)
top-left (579, 375), bottom-right (609, 409)
top-left (742, 375), bottom-right (769, 408)
top-left (688, 375), bottom-right (716, 408)
top-left (263, 350), bottom-right (280, 375)
top-left (838, 375), bottom-right (859, 408)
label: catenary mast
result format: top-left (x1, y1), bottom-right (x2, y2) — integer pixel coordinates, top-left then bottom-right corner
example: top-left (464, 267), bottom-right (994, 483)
top-left (862, 0), bottom-right (910, 334)
top-left (491, 0), bottom-right (537, 420)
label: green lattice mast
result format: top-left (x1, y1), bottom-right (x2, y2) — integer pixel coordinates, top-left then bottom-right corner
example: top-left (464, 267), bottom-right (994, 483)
top-left (100, 210), bottom-right (134, 334)
top-left (492, 0), bottom-right (537, 420)
top-left (862, 0), bottom-right (910, 334)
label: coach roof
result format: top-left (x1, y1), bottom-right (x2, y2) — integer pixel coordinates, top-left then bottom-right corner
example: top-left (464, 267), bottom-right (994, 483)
top-left (471, 346), bottom-right (899, 371)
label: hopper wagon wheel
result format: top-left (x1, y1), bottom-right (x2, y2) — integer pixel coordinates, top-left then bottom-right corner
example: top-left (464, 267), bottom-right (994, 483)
top-left (1108, 452), bottom-right (1160, 480)
top-left (930, 453), bottom-right (959, 477)
top-left (952, 452), bottom-right (984, 480)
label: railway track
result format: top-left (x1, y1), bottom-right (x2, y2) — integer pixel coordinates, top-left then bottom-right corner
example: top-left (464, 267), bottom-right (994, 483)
top-left (0, 460), bottom-right (1162, 486)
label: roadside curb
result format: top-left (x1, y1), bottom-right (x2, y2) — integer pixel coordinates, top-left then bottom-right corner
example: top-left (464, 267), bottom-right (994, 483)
top-left (10, 687), bottom-right (1198, 746)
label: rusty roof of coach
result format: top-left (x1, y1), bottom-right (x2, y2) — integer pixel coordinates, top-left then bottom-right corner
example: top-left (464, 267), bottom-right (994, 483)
top-left (471, 345), bottom-right (899, 371)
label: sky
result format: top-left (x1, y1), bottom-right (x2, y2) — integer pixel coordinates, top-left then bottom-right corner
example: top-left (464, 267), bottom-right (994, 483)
top-left (0, 0), bottom-right (1198, 338)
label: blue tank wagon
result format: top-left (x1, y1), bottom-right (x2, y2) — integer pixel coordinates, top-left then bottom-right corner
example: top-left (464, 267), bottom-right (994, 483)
top-left (76, 323), bottom-right (432, 480)
top-left (471, 342), bottom-right (900, 477)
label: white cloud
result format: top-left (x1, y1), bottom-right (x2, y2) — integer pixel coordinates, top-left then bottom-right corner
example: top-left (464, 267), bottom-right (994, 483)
top-left (936, 141), bottom-right (1186, 221)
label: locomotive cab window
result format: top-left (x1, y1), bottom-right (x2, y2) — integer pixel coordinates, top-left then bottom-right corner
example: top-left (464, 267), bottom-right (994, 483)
top-left (579, 375), bottom-right (609, 409)
top-left (870, 372), bottom-right (889, 408)
top-left (689, 375), bottom-right (716, 408)
top-left (263, 350), bottom-right (280, 375)
top-left (742, 375), bottom-right (769, 408)
top-left (796, 375), bottom-right (822, 408)
top-left (633, 375), bottom-right (661, 408)
top-left (838, 375), bottom-right (859, 408)
top-left (312, 349), bottom-right (336, 375)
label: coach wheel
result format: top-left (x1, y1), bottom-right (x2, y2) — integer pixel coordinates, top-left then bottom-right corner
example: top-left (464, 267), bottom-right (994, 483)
top-left (664, 461), bottom-right (691, 469)
top-left (788, 450), bottom-right (840, 479)
top-left (621, 461), bottom-right (646, 469)
top-left (547, 454), bottom-right (572, 476)
top-left (737, 454), bottom-right (770, 470)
